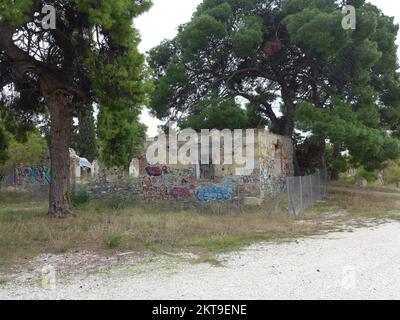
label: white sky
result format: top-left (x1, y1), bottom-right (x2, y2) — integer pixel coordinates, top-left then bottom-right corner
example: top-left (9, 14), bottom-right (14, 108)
top-left (135, 0), bottom-right (400, 137)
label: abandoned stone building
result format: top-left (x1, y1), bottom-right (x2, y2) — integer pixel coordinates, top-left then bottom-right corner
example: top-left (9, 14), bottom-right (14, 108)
top-left (0, 129), bottom-right (294, 205)
top-left (88, 130), bottom-right (294, 205)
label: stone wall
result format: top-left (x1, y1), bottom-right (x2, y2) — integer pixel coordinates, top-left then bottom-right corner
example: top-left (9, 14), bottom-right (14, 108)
top-left (85, 131), bottom-right (294, 205)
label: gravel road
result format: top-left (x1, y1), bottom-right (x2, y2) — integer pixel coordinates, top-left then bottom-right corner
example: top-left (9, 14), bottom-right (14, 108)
top-left (1, 221), bottom-right (400, 300)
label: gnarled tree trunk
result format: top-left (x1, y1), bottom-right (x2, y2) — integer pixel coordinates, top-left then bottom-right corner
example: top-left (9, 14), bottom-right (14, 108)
top-left (46, 90), bottom-right (74, 218)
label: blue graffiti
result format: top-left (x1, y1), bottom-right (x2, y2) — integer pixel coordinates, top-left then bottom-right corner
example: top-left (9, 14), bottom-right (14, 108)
top-left (223, 178), bottom-right (239, 194)
top-left (196, 186), bottom-right (232, 203)
top-left (1, 173), bottom-right (17, 187)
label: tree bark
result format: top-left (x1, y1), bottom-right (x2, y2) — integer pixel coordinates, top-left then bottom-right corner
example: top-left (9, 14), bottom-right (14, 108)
top-left (46, 91), bottom-right (74, 218)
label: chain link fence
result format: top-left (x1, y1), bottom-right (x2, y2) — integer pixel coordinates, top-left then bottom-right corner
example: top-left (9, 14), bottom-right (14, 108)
top-left (286, 169), bottom-right (328, 218)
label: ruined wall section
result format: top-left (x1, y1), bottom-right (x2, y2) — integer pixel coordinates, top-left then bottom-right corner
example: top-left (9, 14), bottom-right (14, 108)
top-left (85, 131), bottom-right (294, 204)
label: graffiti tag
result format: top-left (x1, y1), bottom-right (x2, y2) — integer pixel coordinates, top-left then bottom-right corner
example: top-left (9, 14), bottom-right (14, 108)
top-left (195, 186), bottom-right (232, 203)
top-left (145, 166), bottom-right (163, 177)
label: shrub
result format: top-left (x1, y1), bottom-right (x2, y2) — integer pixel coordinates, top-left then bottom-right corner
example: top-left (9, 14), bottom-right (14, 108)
top-left (104, 234), bottom-right (122, 249)
top-left (384, 161), bottom-right (400, 187)
top-left (353, 167), bottom-right (377, 183)
top-left (71, 186), bottom-right (90, 207)
top-left (104, 195), bottom-right (128, 210)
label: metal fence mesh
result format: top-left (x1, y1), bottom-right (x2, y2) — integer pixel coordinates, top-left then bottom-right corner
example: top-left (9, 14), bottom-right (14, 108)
top-left (286, 170), bottom-right (328, 218)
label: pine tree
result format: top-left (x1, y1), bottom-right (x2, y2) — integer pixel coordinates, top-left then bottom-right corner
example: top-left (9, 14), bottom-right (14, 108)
top-left (148, 0), bottom-right (400, 172)
top-left (72, 107), bottom-right (98, 163)
top-left (0, 0), bottom-right (152, 216)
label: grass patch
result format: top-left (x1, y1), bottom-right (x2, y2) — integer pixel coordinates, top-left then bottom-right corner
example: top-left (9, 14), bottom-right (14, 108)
top-left (308, 187), bottom-right (400, 220)
top-left (104, 233), bottom-right (123, 249)
top-left (0, 185), bottom-right (399, 269)
top-left (71, 187), bottom-right (90, 207)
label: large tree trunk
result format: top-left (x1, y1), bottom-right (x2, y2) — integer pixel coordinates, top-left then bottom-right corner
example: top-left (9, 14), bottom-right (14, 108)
top-left (46, 91), bottom-right (74, 218)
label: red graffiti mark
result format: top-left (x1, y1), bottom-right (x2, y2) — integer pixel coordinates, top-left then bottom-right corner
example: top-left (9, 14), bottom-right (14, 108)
top-left (172, 187), bottom-right (190, 198)
top-left (244, 183), bottom-right (260, 194)
top-left (145, 166), bottom-right (163, 177)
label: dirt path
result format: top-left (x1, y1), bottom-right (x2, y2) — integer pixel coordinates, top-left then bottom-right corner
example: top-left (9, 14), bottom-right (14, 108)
top-left (1, 221), bottom-right (400, 300)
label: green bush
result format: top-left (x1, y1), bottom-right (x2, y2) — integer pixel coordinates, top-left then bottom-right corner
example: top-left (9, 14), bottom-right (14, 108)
top-left (104, 234), bottom-right (122, 248)
top-left (104, 195), bottom-right (128, 210)
top-left (71, 186), bottom-right (90, 207)
top-left (353, 167), bottom-right (377, 183)
top-left (384, 161), bottom-right (400, 187)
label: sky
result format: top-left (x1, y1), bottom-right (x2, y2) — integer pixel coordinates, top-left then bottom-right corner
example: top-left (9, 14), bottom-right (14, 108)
top-left (135, 0), bottom-right (400, 137)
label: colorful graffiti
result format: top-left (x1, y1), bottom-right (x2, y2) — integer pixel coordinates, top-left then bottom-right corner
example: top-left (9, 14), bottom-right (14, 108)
top-left (20, 166), bottom-right (52, 184)
top-left (244, 183), bottom-right (260, 194)
top-left (145, 166), bottom-right (163, 177)
top-left (223, 178), bottom-right (240, 194)
top-left (171, 187), bottom-right (191, 198)
top-left (1, 165), bottom-right (51, 187)
top-left (195, 186), bottom-right (232, 203)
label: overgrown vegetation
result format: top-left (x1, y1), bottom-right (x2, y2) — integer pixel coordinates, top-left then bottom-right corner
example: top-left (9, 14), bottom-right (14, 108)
top-left (0, 187), bottom-right (399, 270)
top-left (384, 161), bottom-right (400, 187)
top-left (70, 187), bottom-right (91, 208)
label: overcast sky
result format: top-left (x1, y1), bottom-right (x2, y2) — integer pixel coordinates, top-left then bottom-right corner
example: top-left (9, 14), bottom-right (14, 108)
top-left (135, 0), bottom-right (400, 137)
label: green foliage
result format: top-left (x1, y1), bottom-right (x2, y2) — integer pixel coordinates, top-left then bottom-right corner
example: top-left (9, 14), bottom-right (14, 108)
top-left (71, 186), bottom-right (90, 207)
top-left (72, 108), bottom-right (98, 162)
top-left (1, 0), bottom-right (152, 176)
top-left (148, 0), bottom-right (400, 174)
top-left (354, 167), bottom-right (377, 183)
top-left (232, 16), bottom-right (263, 58)
top-left (104, 194), bottom-right (128, 210)
top-left (383, 161), bottom-right (400, 187)
top-left (326, 144), bottom-right (349, 178)
top-left (4, 130), bottom-right (48, 166)
top-left (295, 101), bottom-right (400, 171)
top-left (97, 107), bottom-right (147, 168)
top-left (284, 8), bottom-right (350, 57)
top-left (178, 97), bottom-right (252, 131)
top-left (0, 0), bottom-right (32, 25)
top-left (0, 124), bottom-right (9, 168)
top-left (104, 233), bottom-right (122, 249)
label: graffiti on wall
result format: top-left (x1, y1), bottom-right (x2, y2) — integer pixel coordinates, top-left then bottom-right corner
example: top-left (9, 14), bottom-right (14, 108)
top-left (20, 166), bottom-right (52, 185)
top-left (195, 186), bottom-right (232, 203)
top-left (223, 178), bottom-right (239, 194)
top-left (145, 166), bottom-right (164, 177)
top-left (1, 165), bottom-right (52, 187)
top-left (261, 163), bottom-right (286, 198)
top-left (243, 183), bottom-right (260, 194)
top-left (171, 187), bottom-right (191, 198)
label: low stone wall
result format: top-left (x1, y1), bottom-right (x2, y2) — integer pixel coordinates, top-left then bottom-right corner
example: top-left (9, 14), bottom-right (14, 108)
top-left (84, 164), bottom-right (286, 206)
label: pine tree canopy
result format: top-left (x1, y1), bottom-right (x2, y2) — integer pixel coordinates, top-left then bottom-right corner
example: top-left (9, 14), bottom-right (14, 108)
top-left (148, 0), bottom-right (400, 171)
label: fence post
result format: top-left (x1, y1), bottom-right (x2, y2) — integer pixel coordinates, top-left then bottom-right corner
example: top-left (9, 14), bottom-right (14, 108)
top-left (299, 176), bottom-right (303, 212)
top-left (309, 175), bottom-right (313, 205)
top-left (287, 177), bottom-right (292, 218)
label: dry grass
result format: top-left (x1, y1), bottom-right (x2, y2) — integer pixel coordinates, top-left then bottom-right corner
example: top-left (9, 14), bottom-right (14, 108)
top-left (309, 188), bottom-right (400, 220)
top-left (0, 191), bottom-right (326, 268)
top-left (0, 186), bottom-right (399, 270)
top-left (330, 180), bottom-right (400, 194)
